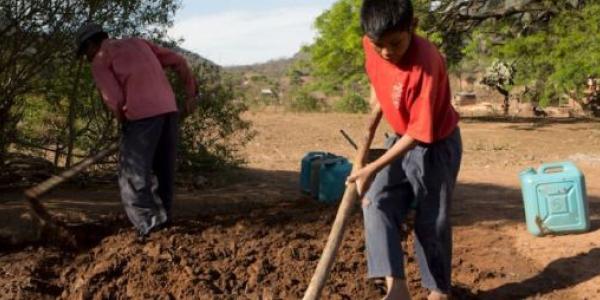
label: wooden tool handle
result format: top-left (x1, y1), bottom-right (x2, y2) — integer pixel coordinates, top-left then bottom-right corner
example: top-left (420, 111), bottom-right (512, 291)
top-left (303, 176), bottom-right (359, 300)
top-left (304, 124), bottom-right (385, 299)
top-left (24, 142), bottom-right (119, 200)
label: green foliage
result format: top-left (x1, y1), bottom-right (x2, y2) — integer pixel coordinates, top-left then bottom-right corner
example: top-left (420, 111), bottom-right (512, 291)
top-left (3, 1), bottom-right (254, 174)
top-left (173, 63), bottom-right (255, 172)
top-left (463, 3), bottom-right (600, 107)
top-left (481, 60), bottom-right (516, 90)
top-left (334, 93), bottom-right (369, 113)
top-left (252, 74), bottom-right (269, 82)
top-left (306, 0), bottom-right (365, 89)
top-left (288, 88), bottom-right (324, 112)
top-left (413, 0), bottom-right (444, 46)
top-left (0, 0), bottom-right (179, 161)
top-left (288, 69), bottom-right (305, 86)
top-left (499, 3), bottom-right (600, 106)
top-left (301, 0), bottom-right (445, 98)
top-left (227, 69), bottom-right (281, 111)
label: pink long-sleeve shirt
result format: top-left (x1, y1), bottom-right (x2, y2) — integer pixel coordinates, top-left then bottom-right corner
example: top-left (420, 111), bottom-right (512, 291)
top-left (91, 38), bottom-right (197, 121)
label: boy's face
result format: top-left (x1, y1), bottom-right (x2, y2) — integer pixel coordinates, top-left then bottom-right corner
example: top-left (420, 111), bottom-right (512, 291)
top-left (368, 18), bottom-right (417, 65)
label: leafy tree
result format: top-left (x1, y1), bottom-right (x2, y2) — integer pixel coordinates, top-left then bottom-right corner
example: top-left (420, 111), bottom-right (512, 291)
top-left (437, 0), bottom-right (585, 35)
top-left (305, 0), bottom-right (365, 93)
top-left (0, 0), bottom-right (179, 162)
top-left (175, 63), bottom-right (255, 172)
top-left (3, 0), bottom-right (254, 176)
top-left (299, 0), bottom-right (443, 112)
top-left (481, 60), bottom-right (516, 114)
top-left (494, 3), bottom-right (600, 107)
top-left (461, 1), bottom-right (600, 108)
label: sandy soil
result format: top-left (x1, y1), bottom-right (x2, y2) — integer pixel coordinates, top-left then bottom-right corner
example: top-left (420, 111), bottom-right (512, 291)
top-left (1, 112), bottom-right (600, 299)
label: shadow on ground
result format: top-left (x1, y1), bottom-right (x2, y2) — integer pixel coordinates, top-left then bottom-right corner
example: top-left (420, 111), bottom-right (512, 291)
top-left (1, 167), bottom-right (599, 299)
top-left (461, 116), bottom-right (599, 126)
top-left (2, 167), bottom-right (599, 245)
top-left (453, 182), bottom-right (600, 229)
top-left (477, 248), bottom-right (600, 299)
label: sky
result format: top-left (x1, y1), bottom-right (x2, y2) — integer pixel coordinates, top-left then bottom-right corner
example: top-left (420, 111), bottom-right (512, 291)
top-left (168, 0), bottom-right (338, 66)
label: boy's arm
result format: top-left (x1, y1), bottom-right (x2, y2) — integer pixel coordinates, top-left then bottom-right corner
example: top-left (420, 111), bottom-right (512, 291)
top-left (370, 56), bottom-right (449, 168)
top-left (91, 57), bottom-right (126, 122)
top-left (348, 133), bottom-right (418, 197)
top-left (356, 85), bottom-right (383, 168)
top-left (348, 86), bottom-right (419, 197)
top-left (142, 39), bottom-right (198, 116)
top-left (367, 134), bottom-right (418, 173)
top-left (348, 85), bottom-right (384, 196)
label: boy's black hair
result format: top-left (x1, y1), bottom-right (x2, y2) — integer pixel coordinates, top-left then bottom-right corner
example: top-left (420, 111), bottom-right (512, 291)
top-left (87, 32), bottom-right (109, 47)
top-left (80, 32), bottom-right (109, 56)
top-left (361, 0), bottom-right (414, 41)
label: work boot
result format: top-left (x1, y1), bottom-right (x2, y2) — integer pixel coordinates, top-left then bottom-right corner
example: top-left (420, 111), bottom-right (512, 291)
top-left (136, 231), bottom-right (148, 244)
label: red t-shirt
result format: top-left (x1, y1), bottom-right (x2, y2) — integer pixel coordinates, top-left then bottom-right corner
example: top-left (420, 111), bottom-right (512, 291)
top-left (363, 35), bottom-right (459, 144)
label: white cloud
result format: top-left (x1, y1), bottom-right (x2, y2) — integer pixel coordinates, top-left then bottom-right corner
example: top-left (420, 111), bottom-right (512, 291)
top-left (169, 6), bottom-right (324, 66)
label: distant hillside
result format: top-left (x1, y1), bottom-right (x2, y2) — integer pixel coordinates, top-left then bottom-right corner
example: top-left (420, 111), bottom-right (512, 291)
top-left (225, 51), bottom-right (307, 77)
top-left (225, 58), bottom-right (294, 78)
top-left (174, 46), bottom-right (220, 69)
top-left (221, 51), bottom-right (313, 110)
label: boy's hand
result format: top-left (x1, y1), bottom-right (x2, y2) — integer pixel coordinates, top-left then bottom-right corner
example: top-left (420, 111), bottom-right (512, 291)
top-left (182, 96), bottom-right (198, 119)
top-left (115, 105), bottom-right (127, 122)
top-left (346, 164), bottom-right (377, 197)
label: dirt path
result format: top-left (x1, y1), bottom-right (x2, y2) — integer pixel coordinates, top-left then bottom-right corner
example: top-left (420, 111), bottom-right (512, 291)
top-left (1, 112), bottom-right (600, 299)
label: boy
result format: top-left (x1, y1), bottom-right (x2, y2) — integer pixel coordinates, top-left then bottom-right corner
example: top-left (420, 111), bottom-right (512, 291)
top-left (346, 1), bottom-right (462, 299)
top-left (75, 23), bottom-right (198, 240)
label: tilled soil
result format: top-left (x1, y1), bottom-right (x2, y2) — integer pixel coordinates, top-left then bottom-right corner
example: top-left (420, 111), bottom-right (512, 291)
top-left (2, 113), bottom-right (600, 299)
top-left (0, 202), bottom-right (479, 300)
top-left (0, 193), bottom-right (577, 300)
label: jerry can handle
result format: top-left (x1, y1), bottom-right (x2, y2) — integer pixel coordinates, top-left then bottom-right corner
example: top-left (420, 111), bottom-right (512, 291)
top-left (539, 162), bottom-right (574, 174)
top-left (323, 157), bottom-right (347, 166)
top-left (308, 152), bottom-right (336, 162)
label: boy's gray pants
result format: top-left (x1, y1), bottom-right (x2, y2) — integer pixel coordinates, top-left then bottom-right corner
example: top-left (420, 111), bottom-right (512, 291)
top-left (363, 128), bottom-right (462, 293)
top-left (119, 112), bottom-right (178, 235)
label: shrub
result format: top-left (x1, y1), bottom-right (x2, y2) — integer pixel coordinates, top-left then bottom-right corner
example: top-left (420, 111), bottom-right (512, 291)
top-left (334, 93), bottom-right (369, 113)
top-left (288, 88), bottom-right (324, 112)
top-left (173, 63), bottom-right (255, 172)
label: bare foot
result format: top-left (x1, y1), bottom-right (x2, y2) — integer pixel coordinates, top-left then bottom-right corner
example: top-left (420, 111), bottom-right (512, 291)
top-left (382, 277), bottom-right (411, 300)
top-left (428, 291), bottom-right (449, 300)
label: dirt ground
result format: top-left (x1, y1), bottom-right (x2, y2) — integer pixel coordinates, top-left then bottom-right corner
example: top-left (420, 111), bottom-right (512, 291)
top-left (1, 112), bottom-right (600, 299)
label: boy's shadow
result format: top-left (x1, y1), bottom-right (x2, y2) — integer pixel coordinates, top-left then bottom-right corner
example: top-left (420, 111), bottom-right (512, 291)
top-left (478, 248), bottom-right (600, 299)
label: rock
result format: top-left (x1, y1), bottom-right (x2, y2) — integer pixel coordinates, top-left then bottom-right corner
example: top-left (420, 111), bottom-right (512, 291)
top-left (193, 175), bottom-right (209, 189)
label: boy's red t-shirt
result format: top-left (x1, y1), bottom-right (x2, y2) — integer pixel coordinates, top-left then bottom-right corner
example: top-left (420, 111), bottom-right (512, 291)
top-left (363, 35), bottom-right (459, 144)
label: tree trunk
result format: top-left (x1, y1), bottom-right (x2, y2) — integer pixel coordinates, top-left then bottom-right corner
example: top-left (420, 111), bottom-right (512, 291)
top-left (496, 85), bottom-right (510, 116)
top-left (0, 114), bottom-right (6, 164)
top-left (65, 61), bottom-right (84, 168)
top-left (54, 139), bottom-right (62, 167)
top-left (0, 96), bottom-right (16, 164)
